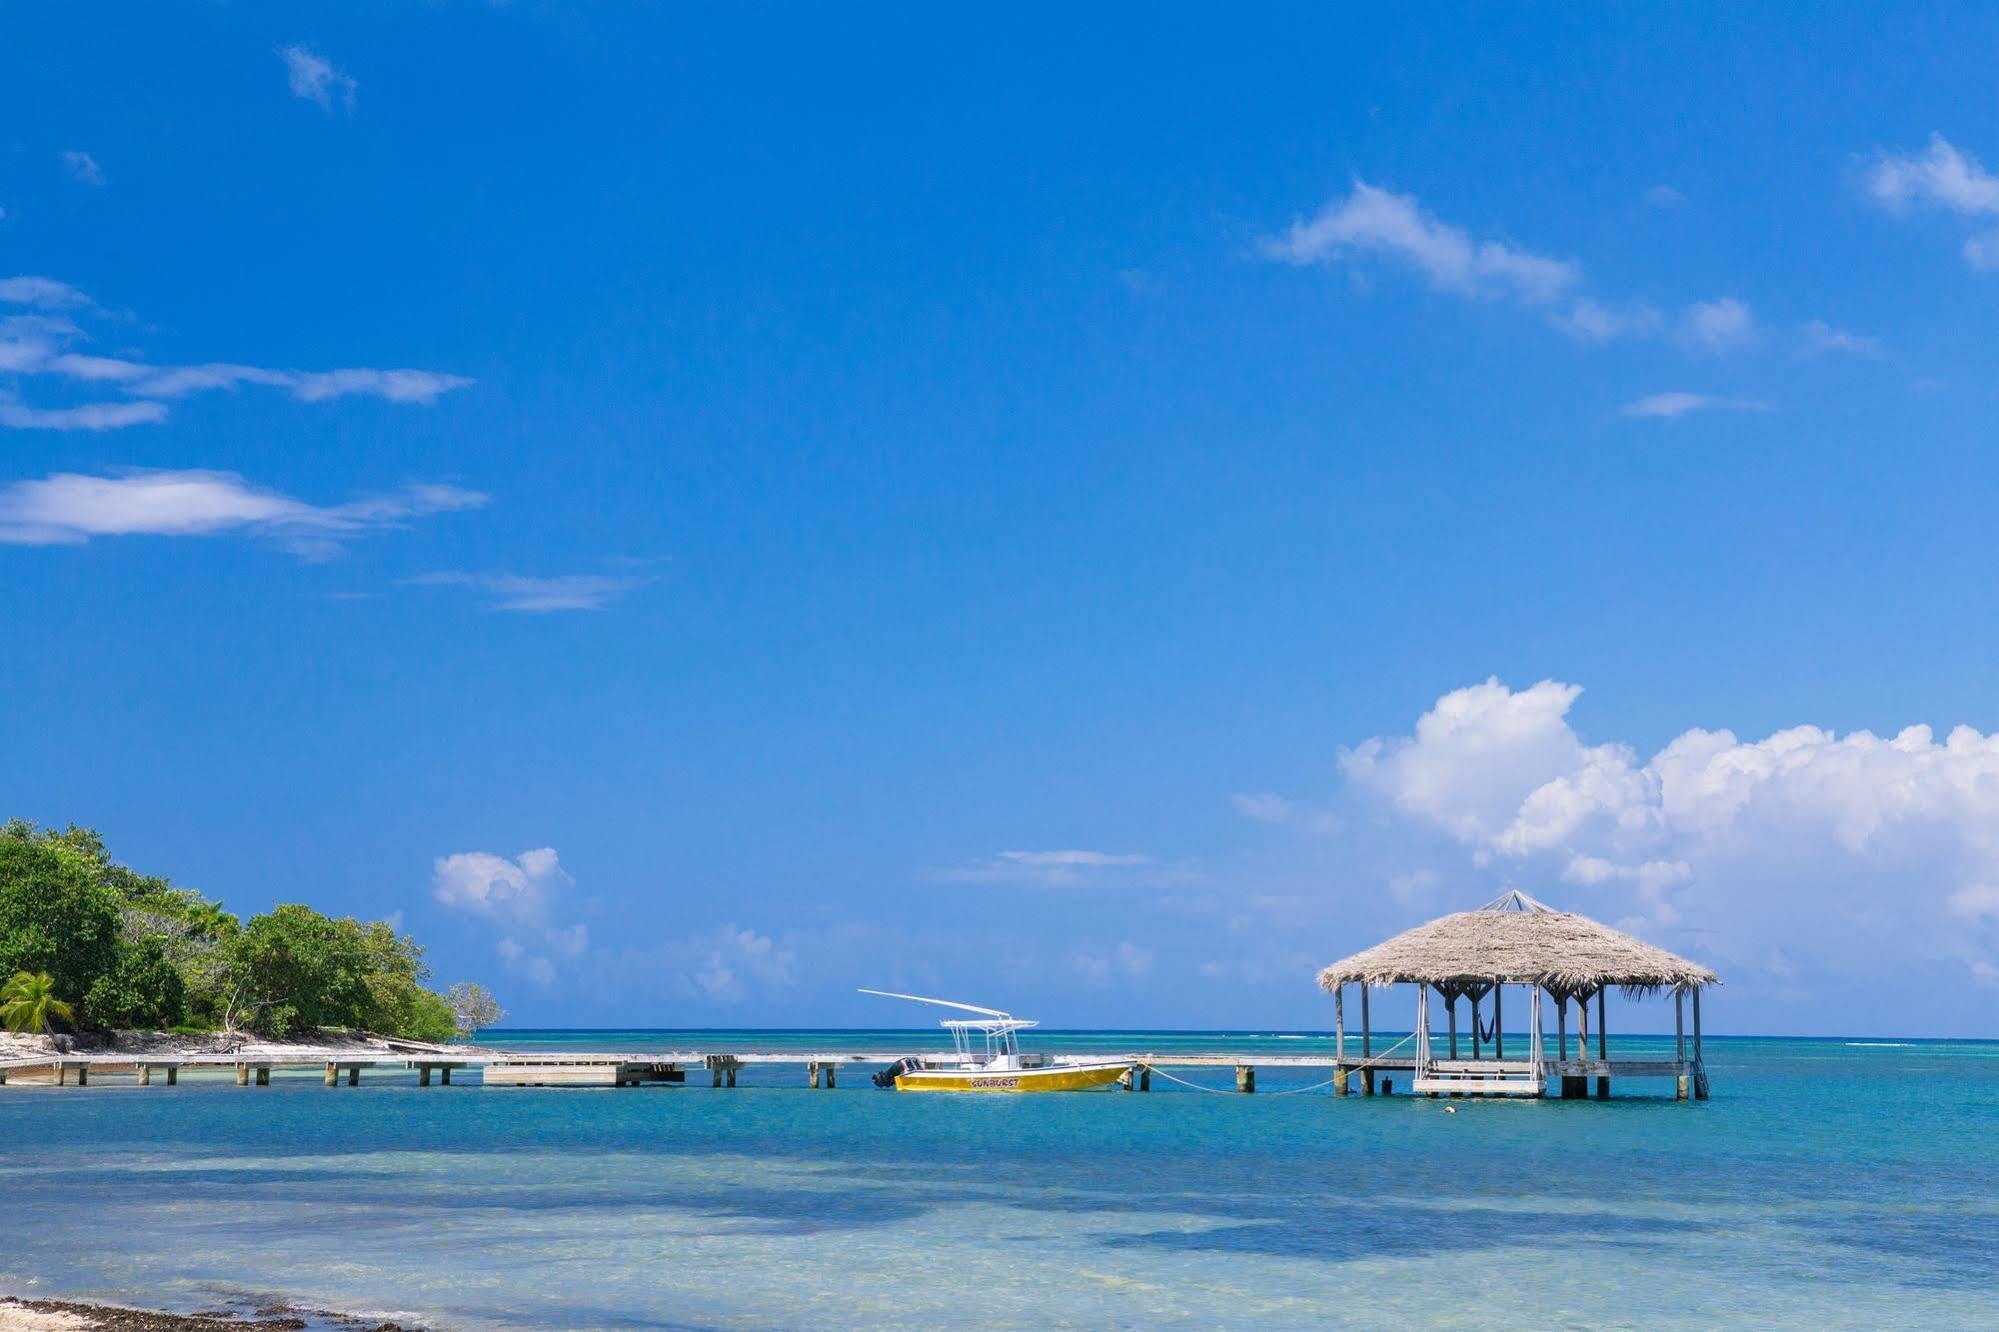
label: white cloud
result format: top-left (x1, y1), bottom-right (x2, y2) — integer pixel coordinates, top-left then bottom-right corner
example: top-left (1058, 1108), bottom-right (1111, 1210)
top-left (0, 398), bottom-right (169, 431)
top-left (0, 469), bottom-right (485, 555)
top-left (1865, 134), bottom-right (1999, 215)
top-left (1621, 391), bottom-right (1768, 420)
top-left (282, 45), bottom-right (356, 112)
top-left (1344, 678), bottom-right (1999, 992)
top-left (0, 277), bottom-right (95, 311)
top-left (0, 274), bottom-right (472, 428)
top-left (1262, 180), bottom-right (1578, 306)
top-left (434, 848), bottom-right (589, 987)
top-left (1551, 298), bottom-right (1662, 343)
top-left (682, 925), bottom-right (797, 1002)
top-left (1801, 320), bottom-right (1884, 358)
top-left (1232, 793), bottom-right (1296, 824)
top-left (63, 152), bottom-right (105, 186)
top-left (1964, 231), bottom-right (1999, 271)
top-left (1864, 135), bottom-right (1999, 273)
top-left (1071, 941), bottom-right (1154, 985)
top-left (1681, 297), bottom-right (1757, 352)
top-left (938, 848), bottom-right (1173, 888)
top-left (407, 571), bottom-right (655, 613)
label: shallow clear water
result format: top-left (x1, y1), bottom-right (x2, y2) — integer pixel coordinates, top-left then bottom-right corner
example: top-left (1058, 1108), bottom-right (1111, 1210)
top-left (4, 1031), bottom-right (1997, 1328)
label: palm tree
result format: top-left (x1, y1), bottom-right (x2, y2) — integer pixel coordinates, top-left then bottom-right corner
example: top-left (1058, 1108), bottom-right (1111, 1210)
top-left (1, 971), bottom-right (75, 1037)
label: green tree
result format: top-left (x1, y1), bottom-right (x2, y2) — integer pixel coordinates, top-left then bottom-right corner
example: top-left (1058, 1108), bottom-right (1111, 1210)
top-left (1, 970), bottom-right (75, 1036)
top-left (225, 905), bottom-right (378, 1037)
top-left (0, 835), bottom-right (122, 1004)
top-left (83, 939), bottom-right (189, 1029)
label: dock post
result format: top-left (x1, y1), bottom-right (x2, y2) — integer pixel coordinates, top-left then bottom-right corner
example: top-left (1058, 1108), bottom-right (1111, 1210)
top-left (236, 1062), bottom-right (249, 1087)
top-left (76, 1063), bottom-right (88, 1087)
top-left (726, 1062), bottom-right (737, 1088)
top-left (1595, 988), bottom-right (1609, 1099)
top-left (55, 1062), bottom-right (65, 1087)
top-left (0, 1068), bottom-right (7, 1086)
top-left (1334, 1066), bottom-right (1349, 1096)
top-left (139, 1065), bottom-right (151, 1086)
top-left (1138, 1065), bottom-right (1150, 1092)
top-left (166, 1065), bottom-right (177, 1086)
top-left (1362, 1067), bottom-right (1376, 1096)
top-left (347, 1066), bottom-right (359, 1086)
top-left (255, 1066), bottom-right (270, 1086)
top-left (326, 1062), bottom-right (338, 1087)
top-left (1692, 987), bottom-right (1708, 1099)
top-left (419, 1065), bottom-right (432, 1087)
top-left (808, 1061), bottom-right (822, 1089)
top-left (441, 1066), bottom-right (452, 1085)
top-left (713, 1065), bottom-right (724, 1089)
top-left (1235, 1064), bottom-right (1256, 1094)
top-left (1677, 1073), bottom-right (1690, 1101)
top-left (825, 1062), bottom-right (836, 1089)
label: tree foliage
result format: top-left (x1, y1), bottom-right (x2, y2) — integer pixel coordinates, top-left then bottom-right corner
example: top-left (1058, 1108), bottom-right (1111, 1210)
top-left (83, 938), bottom-right (189, 1029)
top-left (446, 981), bottom-right (506, 1038)
top-left (0, 828), bottom-right (123, 1002)
top-left (2, 970), bottom-right (76, 1036)
top-left (0, 820), bottom-right (498, 1042)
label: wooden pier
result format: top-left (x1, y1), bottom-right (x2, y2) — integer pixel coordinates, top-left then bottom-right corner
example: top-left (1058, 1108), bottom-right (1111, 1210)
top-left (0, 1045), bottom-right (1703, 1096)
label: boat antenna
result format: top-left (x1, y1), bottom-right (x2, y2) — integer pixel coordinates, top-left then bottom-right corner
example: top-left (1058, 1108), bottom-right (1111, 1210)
top-left (857, 988), bottom-right (1012, 1019)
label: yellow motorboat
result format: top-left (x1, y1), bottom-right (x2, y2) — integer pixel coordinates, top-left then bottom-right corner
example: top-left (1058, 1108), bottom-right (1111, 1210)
top-left (861, 989), bottom-right (1131, 1092)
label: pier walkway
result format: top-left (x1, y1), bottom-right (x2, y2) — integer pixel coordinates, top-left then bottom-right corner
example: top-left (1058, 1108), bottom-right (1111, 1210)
top-left (0, 1047), bottom-right (1699, 1095)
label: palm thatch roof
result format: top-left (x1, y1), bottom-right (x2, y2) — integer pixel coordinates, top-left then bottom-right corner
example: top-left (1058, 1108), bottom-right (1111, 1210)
top-left (1316, 891), bottom-right (1718, 994)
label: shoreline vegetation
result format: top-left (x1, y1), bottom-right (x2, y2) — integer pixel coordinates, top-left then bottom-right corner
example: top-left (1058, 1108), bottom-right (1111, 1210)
top-left (0, 821), bottom-right (502, 1055)
top-left (0, 1294), bottom-right (418, 1331)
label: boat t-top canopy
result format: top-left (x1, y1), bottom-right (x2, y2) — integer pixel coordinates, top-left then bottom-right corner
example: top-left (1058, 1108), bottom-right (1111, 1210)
top-left (859, 989), bottom-right (1038, 1066)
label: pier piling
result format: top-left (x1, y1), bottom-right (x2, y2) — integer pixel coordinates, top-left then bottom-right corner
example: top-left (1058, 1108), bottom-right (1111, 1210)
top-left (1235, 1064), bottom-right (1256, 1094)
top-left (236, 1063), bottom-right (248, 1087)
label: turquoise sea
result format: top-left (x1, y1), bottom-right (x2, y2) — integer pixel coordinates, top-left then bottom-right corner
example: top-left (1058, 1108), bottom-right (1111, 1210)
top-left (5, 1030), bottom-right (1998, 1328)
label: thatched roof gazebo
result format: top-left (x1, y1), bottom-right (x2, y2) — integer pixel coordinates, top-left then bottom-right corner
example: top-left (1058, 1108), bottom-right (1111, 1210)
top-left (1316, 891), bottom-right (1718, 1100)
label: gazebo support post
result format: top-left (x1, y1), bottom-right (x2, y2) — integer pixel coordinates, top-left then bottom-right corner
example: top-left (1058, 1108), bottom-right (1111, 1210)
top-left (1556, 991), bottom-right (1567, 1062)
top-left (1469, 988), bottom-right (1481, 1061)
top-left (1692, 986), bottom-right (1708, 1099)
top-left (1675, 986), bottom-right (1687, 1099)
top-left (1494, 984), bottom-right (1504, 1060)
top-left (1360, 986), bottom-right (1374, 1096)
top-left (1445, 986), bottom-right (1458, 1061)
top-left (1333, 986), bottom-right (1348, 1096)
top-left (1595, 987), bottom-right (1609, 1099)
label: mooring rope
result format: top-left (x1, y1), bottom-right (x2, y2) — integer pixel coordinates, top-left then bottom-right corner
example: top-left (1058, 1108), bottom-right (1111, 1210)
top-left (1133, 1030), bottom-right (1417, 1096)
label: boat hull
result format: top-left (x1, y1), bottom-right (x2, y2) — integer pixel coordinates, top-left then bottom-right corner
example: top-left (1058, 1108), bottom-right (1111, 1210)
top-left (893, 1061), bottom-right (1131, 1092)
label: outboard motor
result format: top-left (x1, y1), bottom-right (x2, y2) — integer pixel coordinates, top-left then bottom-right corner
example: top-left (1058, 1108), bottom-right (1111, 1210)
top-left (873, 1057), bottom-right (918, 1088)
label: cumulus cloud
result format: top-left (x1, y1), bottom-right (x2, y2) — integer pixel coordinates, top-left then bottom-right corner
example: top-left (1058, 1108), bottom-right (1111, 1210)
top-left (406, 571), bottom-right (655, 613)
top-left (1342, 678), bottom-right (1999, 997)
top-left (1801, 320), bottom-right (1884, 358)
top-left (282, 45), bottom-right (356, 112)
top-left (1865, 134), bottom-right (1999, 215)
top-left (433, 848), bottom-right (589, 986)
top-left (1864, 135), bottom-right (1999, 272)
top-left (1263, 180), bottom-right (1579, 306)
top-left (0, 277), bottom-right (95, 311)
top-left (63, 151), bottom-right (105, 186)
top-left (0, 274), bottom-right (472, 429)
top-left (1550, 298), bottom-right (1663, 343)
top-left (0, 469), bottom-right (486, 556)
top-left (1681, 297), bottom-right (1757, 352)
top-left (1621, 392), bottom-right (1768, 420)
top-left (681, 925), bottom-right (797, 1002)
top-left (1071, 941), bottom-right (1154, 985)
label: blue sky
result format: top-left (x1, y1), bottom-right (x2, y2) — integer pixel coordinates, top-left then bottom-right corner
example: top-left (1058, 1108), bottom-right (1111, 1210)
top-left (6, 5), bottom-right (1999, 1034)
